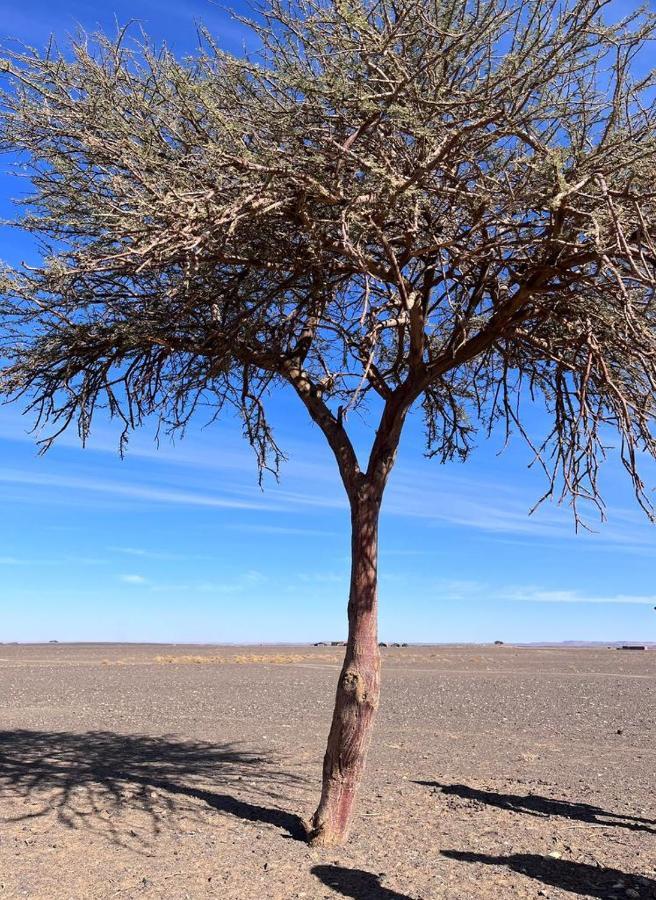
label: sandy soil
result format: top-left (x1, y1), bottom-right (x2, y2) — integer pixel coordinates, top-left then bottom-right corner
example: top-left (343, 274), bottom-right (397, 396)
top-left (0, 643), bottom-right (654, 900)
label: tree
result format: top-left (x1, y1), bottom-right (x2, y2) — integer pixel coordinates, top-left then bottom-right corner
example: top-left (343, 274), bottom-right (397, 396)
top-left (1, 0), bottom-right (655, 847)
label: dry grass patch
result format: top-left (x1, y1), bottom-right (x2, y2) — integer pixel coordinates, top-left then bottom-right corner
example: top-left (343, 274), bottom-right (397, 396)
top-left (154, 653), bottom-right (341, 666)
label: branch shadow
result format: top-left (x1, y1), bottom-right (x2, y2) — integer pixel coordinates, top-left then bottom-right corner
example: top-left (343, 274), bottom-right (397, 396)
top-left (0, 729), bottom-right (308, 848)
top-left (442, 851), bottom-right (656, 899)
top-left (415, 781), bottom-right (656, 834)
top-left (312, 866), bottom-right (415, 900)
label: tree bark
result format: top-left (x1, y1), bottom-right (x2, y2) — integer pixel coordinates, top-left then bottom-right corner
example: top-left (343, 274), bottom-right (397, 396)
top-left (308, 483), bottom-right (382, 847)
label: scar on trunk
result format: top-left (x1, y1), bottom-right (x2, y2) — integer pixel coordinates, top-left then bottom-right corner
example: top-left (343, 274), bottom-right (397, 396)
top-left (342, 670), bottom-right (369, 703)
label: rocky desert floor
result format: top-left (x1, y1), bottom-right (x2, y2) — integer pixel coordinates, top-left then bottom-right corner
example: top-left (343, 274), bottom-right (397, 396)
top-left (0, 643), bottom-right (654, 900)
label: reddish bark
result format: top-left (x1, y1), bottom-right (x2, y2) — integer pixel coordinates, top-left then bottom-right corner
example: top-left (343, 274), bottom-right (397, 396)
top-left (308, 488), bottom-right (382, 847)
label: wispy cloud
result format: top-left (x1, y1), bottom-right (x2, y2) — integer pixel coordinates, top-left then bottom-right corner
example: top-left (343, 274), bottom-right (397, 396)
top-left (385, 468), bottom-right (572, 537)
top-left (0, 468), bottom-right (283, 511)
top-left (505, 587), bottom-right (656, 605)
top-left (230, 524), bottom-right (340, 537)
top-left (431, 578), bottom-right (656, 606)
top-left (1, 406), bottom-right (653, 550)
top-left (384, 467), bottom-right (656, 553)
top-left (0, 407), bottom-right (341, 486)
top-left (0, 553), bottom-right (105, 566)
top-left (296, 571), bottom-right (347, 585)
top-left (119, 574), bottom-right (148, 585)
top-left (2, 457), bottom-right (652, 553)
top-left (147, 569), bottom-right (266, 594)
top-left (108, 545), bottom-right (209, 561)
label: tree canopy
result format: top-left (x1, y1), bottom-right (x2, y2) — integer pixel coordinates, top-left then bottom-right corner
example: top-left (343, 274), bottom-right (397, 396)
top-left (2, 0), bottom-right (656, 518)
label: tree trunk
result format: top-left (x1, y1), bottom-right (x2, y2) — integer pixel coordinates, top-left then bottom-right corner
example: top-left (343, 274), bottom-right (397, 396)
top-left (308, 485), bottom-right (382, 847)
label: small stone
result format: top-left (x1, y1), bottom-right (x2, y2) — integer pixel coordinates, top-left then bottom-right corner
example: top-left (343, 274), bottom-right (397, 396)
top-left (617, 728), bottom-right (624, 735)
top-left (548, 851), bottom-right (562, 859)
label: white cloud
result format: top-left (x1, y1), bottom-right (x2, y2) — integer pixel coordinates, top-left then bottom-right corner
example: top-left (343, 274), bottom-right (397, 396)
top-left (243, 569), bottom-right (266, 585)
top-left (505, 587), bottom-right (656, 605)
top-left (1, 406), bottom-right (653, 550)
top-left (0, 468), bottom-right (284, 511)
top-left (296, 571), bottom-right (347, 584)
top-left (144, 570), bottom-right (267, 595)
top-left (0, 554), bottom-right (105, 567)
top-left (231, 524), bottom-right (340, 537)
top-left (430, 578), bottom-right (656, 606)
top-left (108, 546), bottom-right (209, 561)
top-left (120, 574), bottom-right (148, 585)
top-left (110, 546), bottom-right (155, 557)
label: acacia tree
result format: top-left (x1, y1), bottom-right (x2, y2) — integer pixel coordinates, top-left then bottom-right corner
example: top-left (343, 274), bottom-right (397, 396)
top-left (1, 0), bottom-right (656, 846)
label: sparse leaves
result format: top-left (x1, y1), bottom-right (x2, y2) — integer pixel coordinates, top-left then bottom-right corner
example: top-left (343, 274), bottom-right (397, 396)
top-left (1, 0), bottom-right (656, 521)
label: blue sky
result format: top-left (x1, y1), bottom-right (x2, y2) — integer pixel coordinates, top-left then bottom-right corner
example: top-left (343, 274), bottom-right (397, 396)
top-left (1, 0), bottom-right (655, 644)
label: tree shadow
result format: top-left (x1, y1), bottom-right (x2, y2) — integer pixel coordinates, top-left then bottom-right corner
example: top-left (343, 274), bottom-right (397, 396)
top-left (442, 851), bottom-right (656, 899)
top-left (312, 866), bottom-right (415, 900)
top-left (0, 729), bottom-right (308, 848)
top-left (416, 781), bottom-right (656, 834)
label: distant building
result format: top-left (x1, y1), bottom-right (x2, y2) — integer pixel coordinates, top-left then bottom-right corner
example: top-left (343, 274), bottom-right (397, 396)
top-left (620, 645), bottom-right (646, 650)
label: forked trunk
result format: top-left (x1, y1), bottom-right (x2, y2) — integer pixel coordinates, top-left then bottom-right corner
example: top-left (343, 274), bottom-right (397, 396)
top-left (308, 486), bottom-right (382, 847)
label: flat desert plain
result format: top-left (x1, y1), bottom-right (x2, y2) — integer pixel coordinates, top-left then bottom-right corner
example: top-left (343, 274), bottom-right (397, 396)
top-left (0, 644), bottom-right (654, 900)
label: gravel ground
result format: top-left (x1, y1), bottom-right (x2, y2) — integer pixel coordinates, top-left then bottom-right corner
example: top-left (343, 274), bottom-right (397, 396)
top-left (0, 643), bottom-right (654, 900)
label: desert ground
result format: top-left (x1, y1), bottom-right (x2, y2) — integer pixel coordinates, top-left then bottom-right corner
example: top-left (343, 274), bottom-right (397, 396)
top-left (0, 643), bottom-right (654, 900)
